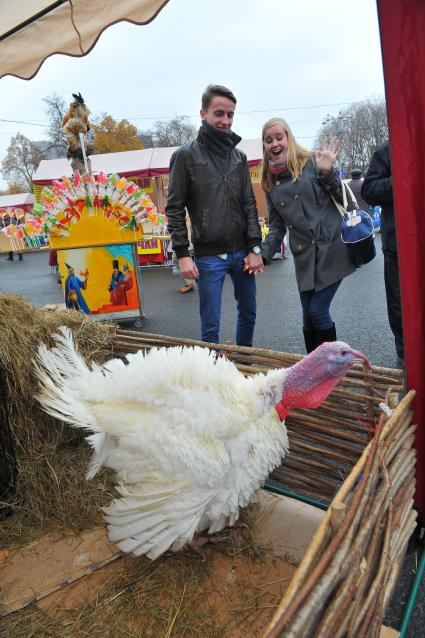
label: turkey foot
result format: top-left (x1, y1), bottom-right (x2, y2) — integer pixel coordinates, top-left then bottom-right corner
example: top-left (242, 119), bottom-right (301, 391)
top-left (189, 532), bottom-right (230, 561)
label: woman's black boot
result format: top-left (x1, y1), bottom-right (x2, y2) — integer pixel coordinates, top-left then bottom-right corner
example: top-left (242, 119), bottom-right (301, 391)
top-left (303, 329), bottom-right (317, 353)
top-left (315, 323), bottom-right (337, 346)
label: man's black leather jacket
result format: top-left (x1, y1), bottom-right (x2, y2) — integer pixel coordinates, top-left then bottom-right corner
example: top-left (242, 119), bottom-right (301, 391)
top-left (166, 129), bottom-right (262, 258)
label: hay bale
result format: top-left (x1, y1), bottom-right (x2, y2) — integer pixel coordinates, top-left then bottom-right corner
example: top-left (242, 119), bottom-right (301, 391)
top-left (0, 293), bottom-right (116, 546)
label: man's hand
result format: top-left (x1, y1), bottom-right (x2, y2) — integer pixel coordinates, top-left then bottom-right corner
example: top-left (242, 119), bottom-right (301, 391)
top-left (178, 256), bottom-right (199, 279)
top-left (244, 253), bottom-right (264, 275)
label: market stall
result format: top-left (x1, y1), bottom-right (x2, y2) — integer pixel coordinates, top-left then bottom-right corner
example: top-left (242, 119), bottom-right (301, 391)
top-left (0, 193), bottom-right (36, 252)
top-left (0, 192), bottom-right (35, 213)
top-left (32, 170), bottom-right (167, 324)
top-left (32, 139), bottom-right (267, 219)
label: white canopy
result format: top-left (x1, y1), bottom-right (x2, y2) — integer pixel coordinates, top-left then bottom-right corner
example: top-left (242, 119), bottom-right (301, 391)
top-left (32, 140), bottom-right (264, 183)
top-left (0, 193), bottom-right (35, 209)
top-left (0, 0), bottom-right (169, 80)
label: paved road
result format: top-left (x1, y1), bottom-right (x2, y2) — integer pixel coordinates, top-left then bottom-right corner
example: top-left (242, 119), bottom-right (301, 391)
top-left (2, 236), bottom-right (424, 636)
top-left (0, 234), bottom-right (398, 369)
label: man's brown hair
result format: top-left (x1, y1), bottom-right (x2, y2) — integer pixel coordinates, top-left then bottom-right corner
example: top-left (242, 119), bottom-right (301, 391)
top-left (201, 84), bottom-right (237, 110)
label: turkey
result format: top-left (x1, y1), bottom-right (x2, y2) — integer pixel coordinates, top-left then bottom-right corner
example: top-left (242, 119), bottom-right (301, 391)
top-left (34, 328), bottom-right (369, 560)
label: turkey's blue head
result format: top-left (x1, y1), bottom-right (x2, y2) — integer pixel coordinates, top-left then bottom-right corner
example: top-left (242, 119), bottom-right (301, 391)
top-left (275, 341), bottom-right (370, 421)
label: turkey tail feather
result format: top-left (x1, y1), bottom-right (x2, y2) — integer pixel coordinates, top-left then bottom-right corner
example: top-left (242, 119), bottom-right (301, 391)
top-left (103, 482), bottom-right (213, 560)
top-left (34, 326), bottom-right (99, 433)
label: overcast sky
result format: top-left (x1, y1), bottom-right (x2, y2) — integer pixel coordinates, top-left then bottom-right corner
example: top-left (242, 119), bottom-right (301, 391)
top-left (0, 0), bottom-right (385, 190)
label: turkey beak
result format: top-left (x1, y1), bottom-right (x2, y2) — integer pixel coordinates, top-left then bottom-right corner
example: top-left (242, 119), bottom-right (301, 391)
top-left (350, 349), bottom-right (371, 369)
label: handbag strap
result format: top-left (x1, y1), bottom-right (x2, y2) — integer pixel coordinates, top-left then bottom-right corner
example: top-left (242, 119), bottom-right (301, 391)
top-left (331, 179), bottom-right (359, 217)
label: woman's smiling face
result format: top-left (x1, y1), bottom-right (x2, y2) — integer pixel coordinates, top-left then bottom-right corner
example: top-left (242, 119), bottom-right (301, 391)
top-left (263, 123), bottom-right (288, 165)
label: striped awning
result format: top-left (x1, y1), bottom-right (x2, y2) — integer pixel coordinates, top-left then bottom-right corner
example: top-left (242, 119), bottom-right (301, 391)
top-left (0, 0), bottom-right (169, 80)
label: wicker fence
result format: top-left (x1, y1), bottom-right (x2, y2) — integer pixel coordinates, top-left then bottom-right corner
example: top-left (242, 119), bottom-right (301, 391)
top-left (264, 390), bottom-right (416, 638)
top-left (114, 328), bottom-right (404, 506)
top-left (113, 329), bottom-right (415, 637)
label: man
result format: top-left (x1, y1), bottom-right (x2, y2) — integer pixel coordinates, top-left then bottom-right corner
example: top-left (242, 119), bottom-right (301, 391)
top-left (166, 84), bottom-right (263, 346)
top-left (347, 168), bottom-right (371, 212)
top-left (362, 141), bottom-right (404, 365)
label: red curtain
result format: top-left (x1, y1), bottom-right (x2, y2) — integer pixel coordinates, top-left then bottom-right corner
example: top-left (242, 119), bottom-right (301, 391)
top-left (378, 0), bottom-right (425, 510)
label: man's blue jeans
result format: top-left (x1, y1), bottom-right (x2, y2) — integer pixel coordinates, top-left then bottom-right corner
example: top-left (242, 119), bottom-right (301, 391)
top-left (194, 249), bottom-right (256, 346)
top-left (300, 280), bottom-right (341, 331)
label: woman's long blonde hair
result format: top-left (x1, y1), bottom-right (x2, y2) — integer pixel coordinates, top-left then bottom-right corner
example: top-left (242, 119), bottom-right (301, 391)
top-left (260, 117), bottom-right (310, 192)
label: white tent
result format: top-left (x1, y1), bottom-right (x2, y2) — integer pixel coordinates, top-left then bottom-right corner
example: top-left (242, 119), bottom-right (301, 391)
top-left (0, 0), bottom-right (169, 80)
top-left (0, 193), bottom-right (35, 210)
top-left (32, 140), bottom-right (263, 184)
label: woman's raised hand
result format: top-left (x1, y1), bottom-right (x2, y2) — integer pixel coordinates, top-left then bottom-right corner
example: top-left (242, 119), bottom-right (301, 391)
top-left (313, 137), bottom-right (340, 173)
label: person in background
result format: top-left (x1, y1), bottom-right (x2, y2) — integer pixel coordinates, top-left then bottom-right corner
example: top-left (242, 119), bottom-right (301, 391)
top-left (166, 84), bottom-right (263, 346)
top-left (361, 141), bottom-right (404, 366)
top-left (49, 249), bottom-right (58, 273)
top-left (4, 213), bottom-right (23, 261)
top-left (251, 117), bottom-right (356, 353)
top-left (173, 247), bottom-right (196, 294)
top-left (347, 169), bottom-right (371, 212)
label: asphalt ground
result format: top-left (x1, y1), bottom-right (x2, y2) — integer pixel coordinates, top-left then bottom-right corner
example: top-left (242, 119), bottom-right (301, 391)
top-left (0, 234), bottom-right (397, 368)
top-left (0, 234), bottom-right (424, 635)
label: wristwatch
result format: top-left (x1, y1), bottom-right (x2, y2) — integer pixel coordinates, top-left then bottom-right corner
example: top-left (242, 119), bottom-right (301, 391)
top-left (250, 246), bottom-right (261, 255)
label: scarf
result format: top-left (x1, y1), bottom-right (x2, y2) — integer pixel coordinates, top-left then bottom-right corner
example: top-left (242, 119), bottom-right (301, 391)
top-left (269, 160), bottom-right (288, 174)
top-left (198, 120), bottom-right (240, 159)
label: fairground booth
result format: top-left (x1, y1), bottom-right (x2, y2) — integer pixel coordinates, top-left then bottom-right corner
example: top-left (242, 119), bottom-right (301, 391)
top-left (0, 192), bottom-right (36, 253)
top-left (32, 141), bottom-right (266, 263)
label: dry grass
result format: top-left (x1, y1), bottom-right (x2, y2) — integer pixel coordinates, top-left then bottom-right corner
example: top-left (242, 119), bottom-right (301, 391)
top-left (0, 295), bottom-right (295, 637)
top-left (0, 293), bottom-right (116, 547)
top-left (1, 507), bottom-right (287, 638)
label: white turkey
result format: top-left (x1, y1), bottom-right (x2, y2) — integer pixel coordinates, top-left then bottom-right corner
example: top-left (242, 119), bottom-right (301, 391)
top-left (34, 328), bottom-right (369, 560)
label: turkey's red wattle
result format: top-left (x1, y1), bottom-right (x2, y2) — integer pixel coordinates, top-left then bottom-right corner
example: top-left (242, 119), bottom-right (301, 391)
top-left (275, 376), bottom-right (338, 420)
top-left (273, 343), bottom-right (367, 421)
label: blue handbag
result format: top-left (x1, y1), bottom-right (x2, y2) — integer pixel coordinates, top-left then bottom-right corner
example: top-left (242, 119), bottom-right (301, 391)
top-left (332, 181), bottom-right (376, 268)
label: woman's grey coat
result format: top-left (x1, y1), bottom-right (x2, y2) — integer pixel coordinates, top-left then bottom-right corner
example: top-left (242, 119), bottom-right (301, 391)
top-left (261, 159), bottom-right (356, 292)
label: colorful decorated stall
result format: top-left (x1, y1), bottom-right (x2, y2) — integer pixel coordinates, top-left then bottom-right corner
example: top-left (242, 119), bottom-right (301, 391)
top-left (33, 170), bottom-right (166, 323)
top-left (32, 139), bottom-right (266, 221)
top-left (0, 193), bottom-right (37, 254)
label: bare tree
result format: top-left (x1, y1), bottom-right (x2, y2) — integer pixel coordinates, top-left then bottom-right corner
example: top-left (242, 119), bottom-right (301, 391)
top-left (1, 133), bottom-right (45, 191)
top-left (137, 131), bottom-right (154, 148)
top-left (140, 116), bottom-right (197, 148)
top-left (314, 98), bottom-right (388, 173)
top-left (42, 93), bottom-right (68, 157)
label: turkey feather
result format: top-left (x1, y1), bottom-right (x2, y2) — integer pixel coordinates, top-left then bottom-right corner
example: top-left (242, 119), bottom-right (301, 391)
top-left (37, 328), bottom-right (337, 559)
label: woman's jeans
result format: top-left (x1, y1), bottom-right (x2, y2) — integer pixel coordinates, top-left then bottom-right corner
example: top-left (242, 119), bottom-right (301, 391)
top-left (195, 249), bottom-right (256, 346)
top-left (300, 280), bottom-right (341, 331)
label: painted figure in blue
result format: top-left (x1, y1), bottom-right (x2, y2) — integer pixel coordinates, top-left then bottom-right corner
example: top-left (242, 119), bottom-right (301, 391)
top-left (64, 263), bottom-right (90, 313)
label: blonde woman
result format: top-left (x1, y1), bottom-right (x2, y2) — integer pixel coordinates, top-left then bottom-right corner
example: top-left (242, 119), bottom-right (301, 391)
top-left (247, 117), bottom-right (355, 353)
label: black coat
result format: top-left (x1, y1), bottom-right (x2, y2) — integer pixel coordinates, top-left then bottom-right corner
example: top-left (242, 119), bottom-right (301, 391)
top-left (361, 141), bottom-right (395, 255)
top-left (166, 130), bottom-right (261, 258)
top-left (346, 178), bottom-right (371, 212)
top-left (261, 159), bottom-right (356, 292)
